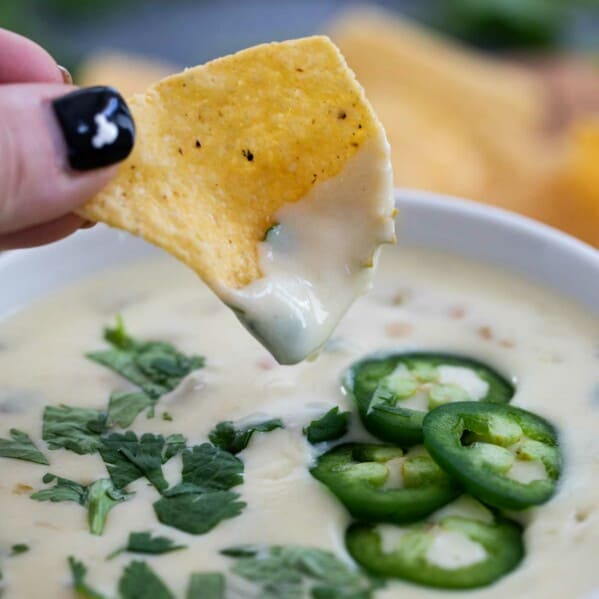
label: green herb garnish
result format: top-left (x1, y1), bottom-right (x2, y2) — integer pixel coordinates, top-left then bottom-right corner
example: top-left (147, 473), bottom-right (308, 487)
top-left (42, 405), bottom-right (107, 455)
top-left (107, 391), bottom-right (153, 429)
top-left (187, 573), bottom-right (225, 599)
top-left (0, 428), bottom-right (48, 464)
top-left (304, 407), bottom-right (350, 444)
top-left (10, 544), bottom-right (29, 556)
top-left (32, 474), bottom-right (132, 535)
top-left (119, 560), bottom-right (174, 599)
top-left (179, 444), bottom-right (244, 490)
top-left (99, 432), bottom-right (186, 492)
top-left (154, 491), bottom-right (245, 535)
top-left (68, 556), bottom-right (108, 599)
top-left (87, 316), bottom-right (204, 399)
top-left (208, 418), bottom-right (284, 454)
top-left (222, 544), bottom-right (377, 598)
top-left (153, 444), bottom-right (246, 534)
top-left (108, 532), bottom-right (186, 560)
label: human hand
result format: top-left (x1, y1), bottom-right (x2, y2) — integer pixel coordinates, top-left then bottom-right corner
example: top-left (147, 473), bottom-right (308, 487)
top-left (0, 29), bottom-right (135, 250)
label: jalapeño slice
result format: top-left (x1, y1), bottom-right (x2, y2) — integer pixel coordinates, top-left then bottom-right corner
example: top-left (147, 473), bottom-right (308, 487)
top-left (342, 352), bottom-right (514, 446)
top-left (423, 402), bottom-right (561, 510)
top-left (310, 443), bottom-right (460, 524)
top-left (346, 496), bottom-right (524, 589)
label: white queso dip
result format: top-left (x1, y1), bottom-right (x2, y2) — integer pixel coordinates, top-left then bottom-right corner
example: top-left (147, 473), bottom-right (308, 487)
top-left (0, 246), bottom-right (597, 598)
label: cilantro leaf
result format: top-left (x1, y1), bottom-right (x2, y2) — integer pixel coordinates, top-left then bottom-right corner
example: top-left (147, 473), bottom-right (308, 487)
top-left (179, 444), bottom-right (244, 491)
top-left (154, 443), bottom-right (246, 534)
top-left (154, 490), bottom-right (245, 535)
top-left (99, 432), bottom-right (186, 492)
top-left (223, 545), bottom-right (375, 599)
top-left (32, 475), bottom-right (132, 535)
top-left (303, 408), bottom-right (350, 444)
top-left (108, 532), bottom-right (186, 560)
top-left (107, 391), bottom-right (153, 429)
top-left (208, 418), bottom-right (284, 454)
top-left (187, 573), bottom-right (225, 599)
top-left (163, 433), bottom-right (187, 462)
top-left (87, 479), bottom-right (133, 536)
top-left (10, 544), bottom-right (29, 556)
top-left (68, 556), bottom-right (108, 599)
top-left (118, 560), bottom-right (174, 599)
top-left (42, 405), bottom-right (107, 455)
top-left (0, 428), bottom-right (49, 465)
top-left (31, 473), bottom-right (87, 504)
top-left (87, 317), bottom-right (205, 399)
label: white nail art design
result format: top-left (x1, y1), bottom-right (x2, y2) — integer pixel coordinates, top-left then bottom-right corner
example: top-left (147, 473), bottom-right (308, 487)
top-left (91, 113), bottom-right (119, 149)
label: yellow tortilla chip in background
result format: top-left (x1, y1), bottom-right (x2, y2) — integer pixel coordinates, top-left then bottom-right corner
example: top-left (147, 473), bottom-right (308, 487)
top-left (328, 10), bottom-right (559, 214)
top-left (566, 119), bottom-right (599, 216)
top-left (77, 52), bottom-right (178, 97)
top-left (79, 36), bottom-right (386, 289)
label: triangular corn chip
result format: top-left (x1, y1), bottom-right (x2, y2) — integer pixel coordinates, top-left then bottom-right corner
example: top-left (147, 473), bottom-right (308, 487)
top-left (79, 36), bottom-right (395, 363)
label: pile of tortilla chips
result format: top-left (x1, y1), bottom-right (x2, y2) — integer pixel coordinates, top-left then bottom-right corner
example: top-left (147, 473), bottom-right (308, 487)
top-left (78, 9), bottom-right (599, 247)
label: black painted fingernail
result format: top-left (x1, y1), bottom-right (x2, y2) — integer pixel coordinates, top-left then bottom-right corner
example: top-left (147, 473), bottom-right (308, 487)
top-left (52, 86), bottom-right (135, 171)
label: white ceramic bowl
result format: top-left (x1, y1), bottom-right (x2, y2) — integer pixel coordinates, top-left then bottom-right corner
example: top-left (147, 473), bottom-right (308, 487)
top-left (1, 190), bottom-right (598, 319)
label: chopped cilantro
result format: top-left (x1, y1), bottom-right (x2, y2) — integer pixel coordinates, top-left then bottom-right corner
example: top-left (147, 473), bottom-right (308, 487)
top-left (187, 573), bottom-right (225, 599)
top-left (222, 545), bottom-right (376, 599)
top-left (107, 391), bottom-right (153, 429)
top-left (154, 491), bottom-right (245, 535)
top-left (303, 407), bottom-right (350, 444)
top-left (162, 412), bottom-right (173, 422)
top-left (42, 405), bottom-right (107, 455)
top-left (31, 473), bottom-right (88, 504)
top-left (87, 317), bottom-right (205, 399)
top-left (32, 474), bottom-right (132, 535)
top-left (0, 428), bottom-right (48, 465)
top-left (68, 556), bottom-right (108, 599)
top-left (87, 479), bottom-right (133, 535)
top-left (154, 443), bottom-right (246, 534)
top-left (179, 444), bottom-right (243, 490)
top-left (99, 432), bottom-right (186, 492)
top-left (10, 544), bottom-right (29, 556)
top-left (108, 532), bottom-right (186, 560)
top-left (263, 223), bottom-right (281, 241)
top-left (118, 560), bottom-right (174, 599)
top-left (208, 418), bottom-right (284, 454)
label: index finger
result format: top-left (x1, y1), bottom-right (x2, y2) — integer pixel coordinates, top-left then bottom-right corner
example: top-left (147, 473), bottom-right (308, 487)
top-left (0, 28), bottom-right (62, 84)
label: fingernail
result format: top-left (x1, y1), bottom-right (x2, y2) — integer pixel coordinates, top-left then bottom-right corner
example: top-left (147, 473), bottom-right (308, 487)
top-left (57, 65), bottom-right (73, 85)
top-left (52, 86), bottom-right (135, 171)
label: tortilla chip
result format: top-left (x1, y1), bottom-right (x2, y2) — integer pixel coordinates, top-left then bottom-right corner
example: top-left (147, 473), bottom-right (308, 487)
top-left (79, 36), bottom-right (385, 289)
top-left (328, 9), bottom-right (554, 214)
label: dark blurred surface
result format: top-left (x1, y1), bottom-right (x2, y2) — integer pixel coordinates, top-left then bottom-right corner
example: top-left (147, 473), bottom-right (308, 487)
top-left (1, 0), bottom-right (598, 71)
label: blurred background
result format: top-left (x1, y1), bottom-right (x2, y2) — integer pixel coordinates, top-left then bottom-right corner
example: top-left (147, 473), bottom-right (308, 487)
top-left (2, 0), bottom-right (599, 246)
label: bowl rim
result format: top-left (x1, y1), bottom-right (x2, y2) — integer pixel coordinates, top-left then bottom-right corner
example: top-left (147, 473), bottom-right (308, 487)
top-left (396, 190), bottom-right (598, 314)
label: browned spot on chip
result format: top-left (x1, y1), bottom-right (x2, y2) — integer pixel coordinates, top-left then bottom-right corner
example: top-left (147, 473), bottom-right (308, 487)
top-left (499, 339), bottom-right (515, 348)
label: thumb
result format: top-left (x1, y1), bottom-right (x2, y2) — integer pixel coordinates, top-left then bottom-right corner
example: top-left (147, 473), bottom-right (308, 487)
top-left (0, 83), bottom-right (134, 235)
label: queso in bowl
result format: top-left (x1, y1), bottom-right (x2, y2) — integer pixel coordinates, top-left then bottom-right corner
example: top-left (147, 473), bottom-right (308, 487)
top-left (0, 192), bottom-right (597, 598)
